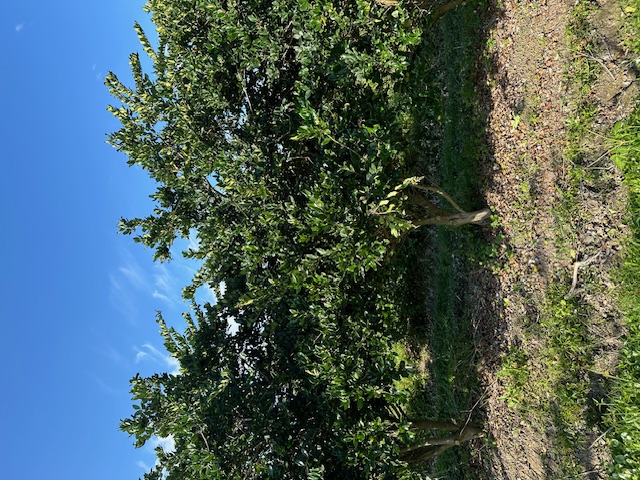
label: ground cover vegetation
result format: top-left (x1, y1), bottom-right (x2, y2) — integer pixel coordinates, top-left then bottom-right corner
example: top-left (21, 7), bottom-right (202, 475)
top-left (485, 1), bottom-right (625, 475)
top-left (606, 1), bottom-right (640, 476)
top-left (607, 114), bottom-right (640, 478)
top-left (109, 0), bottom-right (640, 477)
top-left (474, 0), bottom-right (640, 477)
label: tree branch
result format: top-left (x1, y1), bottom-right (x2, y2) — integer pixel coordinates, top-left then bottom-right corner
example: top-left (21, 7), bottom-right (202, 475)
top-left (409, 419), bottom-right (464, 431)
top-left (411, 185), bottom-right (467, 213)
top-left (201, 176), bottom-right (225, 198)
top-left (412, 208), bottom-right (491, 227)
top-left (399, 424), bottom-right (483, 464)
top-left (376, 0), bottom-right (467, 20)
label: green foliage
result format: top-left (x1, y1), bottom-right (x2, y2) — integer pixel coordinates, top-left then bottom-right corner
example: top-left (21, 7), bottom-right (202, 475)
top-left (106, 0), bottom-right (445, 478)
top-left (496, 347), bottom-right (530, 408)
top-left (619, 0), bottom-right (640, 55)
top-left (604, 5), bottom-right (640, 477)
top-left (607, 113), bottom-right (640, 480)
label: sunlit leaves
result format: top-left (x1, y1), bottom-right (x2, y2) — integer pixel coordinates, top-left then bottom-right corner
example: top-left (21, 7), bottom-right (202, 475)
top-left (108, 0), bottom-right (428, 477)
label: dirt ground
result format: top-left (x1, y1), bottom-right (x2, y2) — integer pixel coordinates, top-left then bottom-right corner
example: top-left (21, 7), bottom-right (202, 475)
top-left (467, 0), bottom-right (638, 477)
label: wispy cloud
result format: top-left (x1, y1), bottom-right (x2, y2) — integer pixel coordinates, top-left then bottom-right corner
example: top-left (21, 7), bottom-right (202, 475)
top-left (110, 238), bottom-right (216, 329)
top-left (119, 263), bottom-right (146, 290)
top-left (109, 272), bottom-right (139, 325)
top-left (109, 248), bottom-right (149, 321)
top-left (98, 343), bottom-right (126, 366)
top-left (15, 23), bottom-right (24, 33)
top-left (110, 247), bottom-right (185, 322)
top-left (186, 229), bottom-right (200, 252)
top-left (88, 373), bottom-right (121, 397)
top-left (152, 264), bottom-right (180, 307)
top-left (134, 343), bottom-right (180, 375)
top-left (204, 285), bottom-right (217, 303)
top-left (198, 280), bottom-right (224, 305)
top-left (136, 460), bottom-right (152, 473)
top-left (151, 290), bottom-right (172, 304)
top-left (92, 63), bottom-right (104, 82)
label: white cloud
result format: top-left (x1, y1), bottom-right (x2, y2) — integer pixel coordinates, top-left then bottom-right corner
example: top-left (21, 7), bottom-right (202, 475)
top-left (92, 63), bottom-right (104, 82)
top-left (166, 357), bottom-right (180, 375)
top-left (186, 229), bottom-right (200, 251)
top-left (109, 273), bottom-right (139, 325)
top-left (153, 264), bottom-right (174, 295)
top-left (135, 350), bottom-right (151, 363)
top-left (228, 316), bottom-right (239, 335)
top-left (150, 435), bottom-right (176, 454)
top-left (98, 343), bottom-right (126, 366)
top-left (110, 239), bottom-right (222, 328)
top-left (118, 250), bottom-right (149, 288)
top-left (109, 248), bottom-right (153, 323)
top-left (119, 263), bottom-right (146, 290)
top-left (136, 436), bottom-right (175, 477)
top-left (110, 247), bottom-right (188, 322)
top-left (196, 280), bottom-right (225, 305)
top-left (134, 343), bottom-right (180, 375)
top-left (152, 264), bottom-right (181, 307)
top-left (88, 373), bottom-right (120, 396)
top-left (15, 23), bottom-right (24, 33)
top-left (151, 290), bottom-right (173, 304)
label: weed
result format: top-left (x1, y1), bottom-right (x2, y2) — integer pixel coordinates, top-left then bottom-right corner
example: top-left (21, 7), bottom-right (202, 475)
top-left (402, 1), bottom-right (491, 477)
top-left (496, 347), bottom-right (531, 408)
top-left (490, 1), bottom-right (625, 474)
top-left (605, 110), bottom-right (640, 479)
top-left (594, 0), bottom-right (640, 477)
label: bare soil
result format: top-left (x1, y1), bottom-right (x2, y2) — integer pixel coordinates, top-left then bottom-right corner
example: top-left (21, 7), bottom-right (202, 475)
top-left (467, 0), bottom-right (638, 477)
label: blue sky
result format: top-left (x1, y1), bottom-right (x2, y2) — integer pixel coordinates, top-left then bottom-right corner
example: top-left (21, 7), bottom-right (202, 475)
top-left (1, 2), bottom-right (196, 478)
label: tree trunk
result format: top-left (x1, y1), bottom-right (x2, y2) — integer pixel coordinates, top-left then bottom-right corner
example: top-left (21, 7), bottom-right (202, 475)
top-left (409, 419), bottom-right (463, 431)
top-left (432, 0), bottom-right (466, 20)
top-left (413, 207), bottom-right (491, 227)
top-left (376, 0), bottom-right (466, 18)
top-left (399, 423), bottom-right (483, 465)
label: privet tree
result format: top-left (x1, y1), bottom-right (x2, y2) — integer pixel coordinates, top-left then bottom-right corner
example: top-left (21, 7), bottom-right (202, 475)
top-left (108, 0), bottom-right (484, 478)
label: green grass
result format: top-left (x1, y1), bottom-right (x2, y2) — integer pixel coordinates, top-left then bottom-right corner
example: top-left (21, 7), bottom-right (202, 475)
top-left (398, 0), bottom-right (640, 476)
top-left (399, 1), bottom-right (490, 477)
top-left (496, 346), bottom-right (530, 409)
top-left (599, 0), bottom-right (640, 477)
top-left (493, 0), bottom-right (640, 476)
top-left (495, 282), bottom-right (603, 475)
top-left (385, 1), bottom-right (489, 478)
top-left (606, 112), bottom-right (640, 479)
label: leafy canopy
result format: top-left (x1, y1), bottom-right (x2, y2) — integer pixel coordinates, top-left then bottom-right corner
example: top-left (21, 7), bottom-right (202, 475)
top-left (107, 0), bottom-right (437, 478)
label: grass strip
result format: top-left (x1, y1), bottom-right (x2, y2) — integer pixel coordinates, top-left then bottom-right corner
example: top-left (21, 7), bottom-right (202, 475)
top-left (423, 1), bottom-right (488, 477)
top-left (602, 0), bottom-right (640, 477)
top-left (607, 113), bottom-right (640, 479)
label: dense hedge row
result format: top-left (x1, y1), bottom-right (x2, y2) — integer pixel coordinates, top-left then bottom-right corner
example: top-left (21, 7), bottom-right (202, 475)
top-left (107, 0), bottom-right (469, 478)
